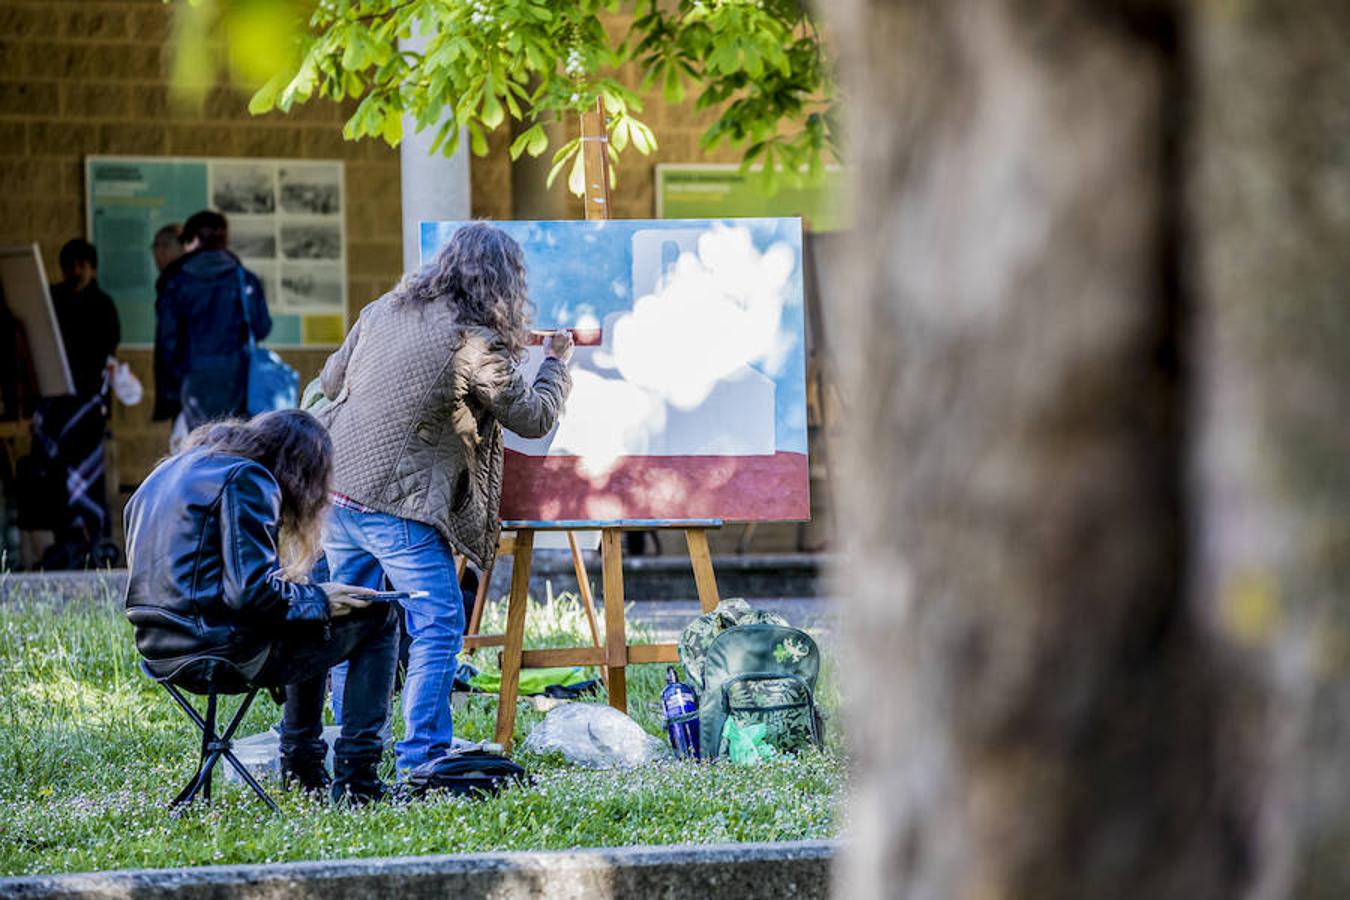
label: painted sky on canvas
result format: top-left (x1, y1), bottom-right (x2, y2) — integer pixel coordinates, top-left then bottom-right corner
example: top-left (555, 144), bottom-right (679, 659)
top-left (420, 218), bottom-right (808, 458)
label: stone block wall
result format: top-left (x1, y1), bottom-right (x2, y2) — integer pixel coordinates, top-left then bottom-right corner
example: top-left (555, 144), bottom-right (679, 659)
top-left (0, 0), bottom-right (403, 484)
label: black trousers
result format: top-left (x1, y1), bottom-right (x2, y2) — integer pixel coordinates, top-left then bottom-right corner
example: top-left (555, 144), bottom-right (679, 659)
top-left (255, 603), bottom-right (399, 766)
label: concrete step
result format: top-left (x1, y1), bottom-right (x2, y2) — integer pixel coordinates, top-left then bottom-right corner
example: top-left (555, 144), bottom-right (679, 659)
top-left (0, 552), bottom-right (830, 608)
top-left (485, 551), bottom-right (829, 603)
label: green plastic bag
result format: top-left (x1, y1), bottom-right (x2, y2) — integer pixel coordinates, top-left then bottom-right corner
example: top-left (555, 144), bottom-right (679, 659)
top-left (469, 666), bottom-right (588, 696)
top-left (723, 718), bottom-right (778, 766)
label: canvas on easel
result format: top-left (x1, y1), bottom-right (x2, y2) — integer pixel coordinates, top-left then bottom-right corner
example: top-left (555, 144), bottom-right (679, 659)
top-left (0, 244), bottom-right (74, 398)
top-left (422, 215), bottom-right (811, 748)
top-left (419, 217), bottom-right (811, 522)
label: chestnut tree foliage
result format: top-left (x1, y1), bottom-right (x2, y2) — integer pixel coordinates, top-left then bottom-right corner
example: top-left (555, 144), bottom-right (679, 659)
top-left (179, 0), bottom-right (837, 195)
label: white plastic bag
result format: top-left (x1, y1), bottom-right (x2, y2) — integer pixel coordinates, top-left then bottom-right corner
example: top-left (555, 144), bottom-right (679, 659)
top-left (522, 702), bottom-right (670, 769)
top-left (110, 359), bottom-right (143, 406)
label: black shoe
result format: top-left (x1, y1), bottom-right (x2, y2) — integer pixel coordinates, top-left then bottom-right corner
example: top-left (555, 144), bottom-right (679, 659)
top-left (331, 756), bottom-right (388, 807)
top-left (281, 755), bottom-right (332, 796)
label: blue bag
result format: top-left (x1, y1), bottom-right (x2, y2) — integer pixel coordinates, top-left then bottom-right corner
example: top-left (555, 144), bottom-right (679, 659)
top-left (237, 267), bottom-right (299, 416)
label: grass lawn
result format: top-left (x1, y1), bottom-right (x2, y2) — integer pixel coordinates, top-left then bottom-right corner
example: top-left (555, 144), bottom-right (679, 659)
top-left (0, 590), bottom-right (844, 877)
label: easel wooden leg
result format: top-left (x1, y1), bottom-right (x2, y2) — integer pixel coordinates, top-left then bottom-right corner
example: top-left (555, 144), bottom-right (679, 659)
top-left (567, 531), bottom-right (607, 685)
top-left (494, 529), bottom-right (534, 749)
top-left (601, 528), bottom-right (627, 712)
top-left (463, 560), bottom-right (492, 656)
top-left (685, 528), bottom-right (722, 614)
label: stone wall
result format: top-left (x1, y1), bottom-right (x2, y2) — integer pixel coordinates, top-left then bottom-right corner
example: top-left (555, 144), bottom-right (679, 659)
top-left (0, 0), bottom-right (403, 484)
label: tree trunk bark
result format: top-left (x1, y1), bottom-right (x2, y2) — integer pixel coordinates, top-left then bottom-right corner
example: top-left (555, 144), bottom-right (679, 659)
top-left (822, 0), bottom-right (1346, 896)
top-left (1191, 4), bottom-right (1350, 897)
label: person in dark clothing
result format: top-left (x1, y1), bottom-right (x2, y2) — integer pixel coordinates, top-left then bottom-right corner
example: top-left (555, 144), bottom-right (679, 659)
top-left (124, 410), bottom-right (399, 805)
top-left (32, 240), bottom-right (122, 564)
top-left (154, 211), bottom-right (271, 440)
top-left (152, 223), bottom-right (184, 275)
top-left (51, 239), bottom-right (121, 399)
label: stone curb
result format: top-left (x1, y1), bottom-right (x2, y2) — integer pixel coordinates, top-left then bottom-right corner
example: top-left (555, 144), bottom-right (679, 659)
top-left (0, 840), bottom-right (835, 899)
top-left (0, 570), bottom-right (127, 607)
top-left (0, 556), bottom-right (828, 606)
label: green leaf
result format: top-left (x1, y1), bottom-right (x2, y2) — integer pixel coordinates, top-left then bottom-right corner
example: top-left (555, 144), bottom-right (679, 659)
top-left (279, 58), bottom-right (318, 111)
top-left (629, 120), bottom-right (656, 155)
top-left (468, 120), bottom-right (489, 155)
top-left (610, 117), bottom-right (629, 152)
top-left (662, 62), bottom-right (685, 104)
top-left (429, 116), bottom-right (460, 156)
top-left (526, 124), bottom-right (549, 157)
top-left (566, 146), bottom-right (586, 197)
top-left (742, 45), bottom-right (763, 79)
top-left (482, 91), bottom-right (505, 128)
top-left (550, 138), bottom-right (581, 167)
top-left (509, 123), bottom-right (546, 160)
top-left (546, 143), bottom-right (578, 189)
top-left (380, 108), bottom-right (403, 146)
top-left (247, 71), bottom-right (289, 115)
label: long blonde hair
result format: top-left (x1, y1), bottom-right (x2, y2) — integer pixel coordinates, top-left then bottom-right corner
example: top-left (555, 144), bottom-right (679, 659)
top-left (182, 410), bottom-right (333, 579)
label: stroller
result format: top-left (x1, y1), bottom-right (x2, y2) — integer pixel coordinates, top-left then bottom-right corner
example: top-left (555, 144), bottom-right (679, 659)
top-left (16, 372), bottom-right (120, 570)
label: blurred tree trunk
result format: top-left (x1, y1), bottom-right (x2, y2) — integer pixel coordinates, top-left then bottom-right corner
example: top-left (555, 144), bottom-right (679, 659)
top-left (1192, 4), bottom-right (1350, 898)
top-left (827, 1), bottom-right (1348, 898)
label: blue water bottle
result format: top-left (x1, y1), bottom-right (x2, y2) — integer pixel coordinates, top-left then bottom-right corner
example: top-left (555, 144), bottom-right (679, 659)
top-left (661, 666), bottom-right (701, 759)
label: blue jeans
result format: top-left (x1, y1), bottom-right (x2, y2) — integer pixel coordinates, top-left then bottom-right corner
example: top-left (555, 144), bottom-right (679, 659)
top-left (324, 505), bottom-right (465, 773)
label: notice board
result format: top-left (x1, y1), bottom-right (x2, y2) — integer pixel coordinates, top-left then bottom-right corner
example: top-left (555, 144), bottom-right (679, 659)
top-left (85, 156), bottom-right (347, 348)
top-left (655, 164), bottom-right (850, 233)
top-left (421, 218), bottom-right (810, 523)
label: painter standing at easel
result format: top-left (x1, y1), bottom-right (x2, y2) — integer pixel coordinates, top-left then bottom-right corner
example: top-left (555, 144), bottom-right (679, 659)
top-left (318, 222), bottom-right (572, 776)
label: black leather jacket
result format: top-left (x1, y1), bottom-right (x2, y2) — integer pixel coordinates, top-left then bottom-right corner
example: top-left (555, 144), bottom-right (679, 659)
top-left (124, 448), bottom-right (328, 681)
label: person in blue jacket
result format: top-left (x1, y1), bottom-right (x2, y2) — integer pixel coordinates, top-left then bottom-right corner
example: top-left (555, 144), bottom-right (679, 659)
top-left (123, 410), bottom-right (398, 805)
top-left (153, 210), bottom-right (270, 445)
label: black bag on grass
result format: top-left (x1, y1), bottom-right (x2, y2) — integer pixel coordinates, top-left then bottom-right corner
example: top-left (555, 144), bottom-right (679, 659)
top-left (404, 750), bottom-right (530, 799)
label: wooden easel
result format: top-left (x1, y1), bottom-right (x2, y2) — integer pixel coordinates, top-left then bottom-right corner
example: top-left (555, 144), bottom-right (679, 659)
top-left (489, 519), bottom-right (723, 748)
top-left (466, 99), bottom-right (726, 750)
top-left (458, 529), bottom-right (608, 686)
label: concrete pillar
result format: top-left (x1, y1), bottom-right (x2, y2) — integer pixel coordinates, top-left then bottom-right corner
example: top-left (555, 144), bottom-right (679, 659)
top-left (399, 34), bottom-right (471, 274)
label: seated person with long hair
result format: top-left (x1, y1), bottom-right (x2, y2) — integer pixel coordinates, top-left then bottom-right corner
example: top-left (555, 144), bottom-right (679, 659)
top-left (123, 410), bottom-right (397, 805)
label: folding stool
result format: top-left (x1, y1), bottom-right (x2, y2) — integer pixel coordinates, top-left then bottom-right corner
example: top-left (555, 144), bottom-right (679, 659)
top-left (140, 658), bottom-right (281, 813)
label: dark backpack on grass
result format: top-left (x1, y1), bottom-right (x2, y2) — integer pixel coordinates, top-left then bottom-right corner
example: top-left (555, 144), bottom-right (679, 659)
top-left (404, 750), bottom-right (530, 799)
top-left (678, 600), bottom-right (824, 759)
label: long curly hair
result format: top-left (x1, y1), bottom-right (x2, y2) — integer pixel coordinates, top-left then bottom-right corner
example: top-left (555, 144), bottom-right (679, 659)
top-left (391, 221), bottom-right (532, 358)
top-left (183, 409), bottom-right (333, 580)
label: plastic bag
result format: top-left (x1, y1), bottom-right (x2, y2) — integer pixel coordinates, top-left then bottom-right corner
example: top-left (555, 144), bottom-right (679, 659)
top-left (110, 360), bottom-right (143, 406)
top-left (522, 702), bottom-right (670, 769)
top-left (723, 718), bottom-right (779, 766)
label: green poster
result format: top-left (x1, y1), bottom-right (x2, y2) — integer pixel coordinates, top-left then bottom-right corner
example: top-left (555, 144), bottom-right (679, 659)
top-left (655, 165), bottom-right (850, 233)
top-left (87, 158), bottom-right (208, 345)
top-left (85, 156), bottom-right (348, 347)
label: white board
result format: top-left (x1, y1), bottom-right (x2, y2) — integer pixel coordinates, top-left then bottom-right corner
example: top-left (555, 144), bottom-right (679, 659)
top-left (0, 243), bottom-right (73, 397)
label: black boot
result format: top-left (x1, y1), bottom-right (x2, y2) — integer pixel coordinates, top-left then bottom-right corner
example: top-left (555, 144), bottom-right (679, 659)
top-left (331, 754), bottom-right (388, 807)
top-left (280, 753), bottom-right (332, 797)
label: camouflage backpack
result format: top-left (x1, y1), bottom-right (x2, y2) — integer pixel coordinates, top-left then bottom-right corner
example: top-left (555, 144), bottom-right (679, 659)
top-left (678, 600), bottom-right (823, 759)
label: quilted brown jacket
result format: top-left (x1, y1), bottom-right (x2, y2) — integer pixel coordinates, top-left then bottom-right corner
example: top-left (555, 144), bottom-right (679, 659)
top-left (317, 293), bottom-right (571, 567)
